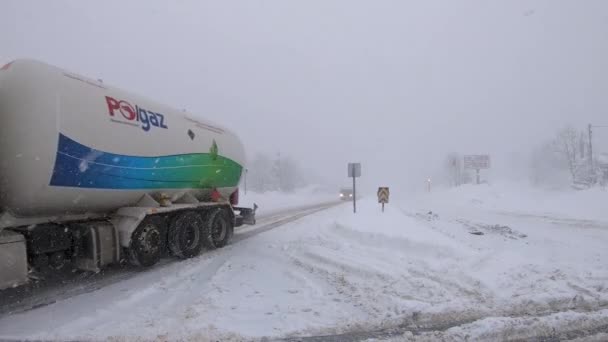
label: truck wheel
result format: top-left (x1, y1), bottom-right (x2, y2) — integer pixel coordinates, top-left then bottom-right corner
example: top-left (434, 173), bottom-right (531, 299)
top-left (168, 211), bottom-right (205, 259)
top-left (31, 253), bottom-right (49, 270)
top-left (206, 208), bottom-right (233, 249)
top-left (49, 251), bottom-right (68, 270)
top-left (128, 216), bottom-right (165, 267)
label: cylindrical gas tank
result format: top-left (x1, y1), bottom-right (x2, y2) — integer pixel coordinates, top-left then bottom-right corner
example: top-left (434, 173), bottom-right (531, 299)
top-left (0, 59), bottom-right (245, 218)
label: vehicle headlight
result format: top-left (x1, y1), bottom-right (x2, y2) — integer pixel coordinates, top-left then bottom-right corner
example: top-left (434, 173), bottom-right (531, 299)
top-left (349, 194), bottom-right (353, 197)
top-left (340, 193), bottom-right (344, 197)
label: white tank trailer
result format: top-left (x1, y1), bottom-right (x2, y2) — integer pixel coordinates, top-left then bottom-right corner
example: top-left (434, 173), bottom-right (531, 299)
top-left (0, 59), bottom-right (256, 289)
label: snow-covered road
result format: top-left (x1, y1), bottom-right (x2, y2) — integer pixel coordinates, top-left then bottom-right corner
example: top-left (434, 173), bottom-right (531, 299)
top-left (1, 185), bottom-right (607, 341)
top-left (0, 200), bottom-right (339, 319)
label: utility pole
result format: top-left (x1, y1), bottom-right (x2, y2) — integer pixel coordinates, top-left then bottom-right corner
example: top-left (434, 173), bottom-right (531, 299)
top-left (588, 124), bottom-right (608, 177)
top-left (589, 124), bottom-right (593, 167)
top-left (277, 151), bottom-right (282, 191)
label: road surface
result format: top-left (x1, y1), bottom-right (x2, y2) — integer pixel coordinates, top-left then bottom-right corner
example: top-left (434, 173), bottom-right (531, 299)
top-left (0, 201), bottom-right (340, 318)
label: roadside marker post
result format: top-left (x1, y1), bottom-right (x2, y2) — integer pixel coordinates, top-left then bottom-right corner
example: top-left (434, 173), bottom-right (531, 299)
top-left (377, 187), bottom-right (389, 212)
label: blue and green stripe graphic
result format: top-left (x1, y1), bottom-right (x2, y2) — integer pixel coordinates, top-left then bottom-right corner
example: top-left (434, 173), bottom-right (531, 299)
top-left (50, 134), bottom-right (242, 189)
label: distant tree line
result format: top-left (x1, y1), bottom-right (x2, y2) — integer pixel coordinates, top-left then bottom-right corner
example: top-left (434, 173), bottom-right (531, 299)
top-left (246, 153), bottom-right (308, 192)
top-left (443, 125), bottom-right (605, 188)
top-left (444, 152), bottom-right (473, 186)
top-left (530, 125), bottom-right (602, 187)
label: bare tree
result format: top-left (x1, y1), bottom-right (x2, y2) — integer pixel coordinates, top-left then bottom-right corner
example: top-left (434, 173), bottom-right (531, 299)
top-left (248, 152), bottom-right (308, 192)
top-left (553, 126), bottom-right (580, 183)
top-left (249, 153), bottom-right (276, 192)
top-left (445, 152), bottom-right (462, 186)
top-left (578, 131), bottom-right (587, 161)
top-left (276, 156), bottom-right (305, 192)
top-left (529, 141), bottom-right (566, 185)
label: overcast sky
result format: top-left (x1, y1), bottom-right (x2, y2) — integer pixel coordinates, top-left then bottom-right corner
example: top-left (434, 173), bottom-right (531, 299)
top-left (2, 1), bottom-right (607, 194)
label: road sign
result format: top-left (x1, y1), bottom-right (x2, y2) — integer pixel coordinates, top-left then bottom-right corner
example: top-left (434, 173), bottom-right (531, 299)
top-left (377, 187), bottom-right (389, 212)
top-left (463, 155), bottom-right (490, 170)
top-left (348, 163), bottom-right (361, 178)
top-left (377, 187), bottom-right (389, 203)
top-left (464, 155), bottom-right (490, 184)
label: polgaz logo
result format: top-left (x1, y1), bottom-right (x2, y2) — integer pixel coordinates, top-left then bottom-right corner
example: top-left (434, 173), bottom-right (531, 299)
top-left (105, 96), bottom-right (168, 131)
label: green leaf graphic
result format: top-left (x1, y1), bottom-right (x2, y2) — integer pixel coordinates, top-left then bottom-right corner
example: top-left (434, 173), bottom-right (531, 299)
top-left (210, 140), bottom-right (219, 161)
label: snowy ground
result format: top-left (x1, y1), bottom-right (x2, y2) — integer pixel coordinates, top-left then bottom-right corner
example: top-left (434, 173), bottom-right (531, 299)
top-left (0, 183), bottom-right (607, 341)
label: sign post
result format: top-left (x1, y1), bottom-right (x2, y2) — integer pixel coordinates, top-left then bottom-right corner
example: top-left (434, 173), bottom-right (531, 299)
top-left (347, 163), bottom-right (361, 213)
top-left (463, 155), bottom-right (490, 184)
top-left (377, 187), bottom-right (389, 212)
top-left (353, 174), bottom-right (356, 213)
top-left (244, 168), bottom-right (248, 195)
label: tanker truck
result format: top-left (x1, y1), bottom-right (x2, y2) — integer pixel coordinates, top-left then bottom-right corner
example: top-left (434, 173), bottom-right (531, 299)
top-left (0, 59), bottom-right (256, 290)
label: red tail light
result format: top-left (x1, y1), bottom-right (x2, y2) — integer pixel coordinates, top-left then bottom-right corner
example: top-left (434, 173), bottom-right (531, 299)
top-left (211, 188), bottom-right (221, 202)
top-left (230, 188), bottom-right (239, 206)
top-left (1, 62), bottom-right (13, 71)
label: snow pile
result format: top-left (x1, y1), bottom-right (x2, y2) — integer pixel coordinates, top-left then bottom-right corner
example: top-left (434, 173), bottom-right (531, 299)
top-left (416, 181), bottom-right (608, 221)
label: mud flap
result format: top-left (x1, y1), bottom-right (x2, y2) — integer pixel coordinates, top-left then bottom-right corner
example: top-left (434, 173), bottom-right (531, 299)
top-left (233, 204), bottom-right (258, 227)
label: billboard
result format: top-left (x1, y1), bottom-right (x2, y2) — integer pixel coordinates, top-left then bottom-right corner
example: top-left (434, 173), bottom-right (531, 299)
top-left (464, 155), bottom-right (490, 170)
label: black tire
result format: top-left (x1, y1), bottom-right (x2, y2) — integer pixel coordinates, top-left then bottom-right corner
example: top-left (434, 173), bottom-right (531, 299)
top-left (168, 211), bottom-right (206, 259)
top-left (128, 216), bottom-right (165, 267)
top-left (49, 251), bottom-right (68, 270)
top-left (31, 253), bottom-right (49, 270)
top-left (199, 211), bottom-right (215, 250)
top-left (205, 208), bottom-right (234, 249)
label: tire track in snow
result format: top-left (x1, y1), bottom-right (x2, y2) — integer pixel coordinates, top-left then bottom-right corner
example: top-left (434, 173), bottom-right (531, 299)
top-left (316, 208), bottom-right (604, 341)
top-left (495, 211), bottom-right (608, 231)
top-left (277, 306), bottom-right (608, 341)
top-left (282, 218), bottom-right (492, 331)
top-left (232, 203), bottom-right (340, 243)
top-left (400, 208), bottom-right (608, 313)
top-left (0, 201), bottom-right (341, 318)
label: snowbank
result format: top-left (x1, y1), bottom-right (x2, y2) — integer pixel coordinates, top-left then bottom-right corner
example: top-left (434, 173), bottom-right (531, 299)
top-left (412, 181), bottom-right (608, 221)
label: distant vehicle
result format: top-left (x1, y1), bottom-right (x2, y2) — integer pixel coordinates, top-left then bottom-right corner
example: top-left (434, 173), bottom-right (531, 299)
top-left (339, 188), bottom-right (354, 201)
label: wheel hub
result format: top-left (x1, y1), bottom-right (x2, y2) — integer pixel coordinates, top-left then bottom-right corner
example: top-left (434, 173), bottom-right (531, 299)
top-left (213, 220), bottom-right (227, 242)
top-left (139, 224), bottom-right (160, 254)
top-left (182, 224), bottom-right (199, 250)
